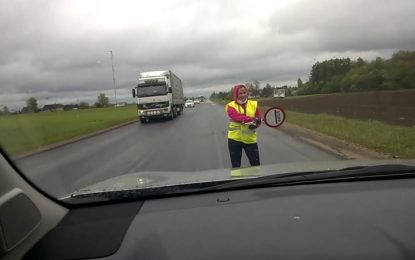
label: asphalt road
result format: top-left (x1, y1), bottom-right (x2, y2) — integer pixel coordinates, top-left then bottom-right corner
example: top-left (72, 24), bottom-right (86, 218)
top-left (16, 101), bottom-right (338, 198)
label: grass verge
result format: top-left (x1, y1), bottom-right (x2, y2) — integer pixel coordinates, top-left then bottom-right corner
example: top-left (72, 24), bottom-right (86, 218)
top-left (0, 106), bottom-right (137, 156)
top-left (280, 110), bottom-right (415, 158)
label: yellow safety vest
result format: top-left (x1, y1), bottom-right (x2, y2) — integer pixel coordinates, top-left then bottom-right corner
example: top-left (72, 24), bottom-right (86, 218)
top-left (226, 100), bottom-right (258, 144)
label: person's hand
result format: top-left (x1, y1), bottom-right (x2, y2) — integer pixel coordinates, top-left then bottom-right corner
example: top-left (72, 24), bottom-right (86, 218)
top-left (248, 124), bottom-right (257, 130)
top-left (254, 117), bottom-right (262, 125)
top-left (247, 117), bottom-right (261, 130)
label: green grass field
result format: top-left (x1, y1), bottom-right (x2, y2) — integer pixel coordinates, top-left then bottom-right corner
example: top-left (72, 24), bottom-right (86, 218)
top-left (281, 110), bottom-right (415, 158)
top-left (0, 106), bottom-right (137, 156)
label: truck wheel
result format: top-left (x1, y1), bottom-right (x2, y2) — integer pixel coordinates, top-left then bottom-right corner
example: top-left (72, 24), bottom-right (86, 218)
top-left (169, 108), bottom-right (174, 120)
top-left (173, 107), bottom-right (178, 118)
top-left (140, 118), bottom-right (146, 123)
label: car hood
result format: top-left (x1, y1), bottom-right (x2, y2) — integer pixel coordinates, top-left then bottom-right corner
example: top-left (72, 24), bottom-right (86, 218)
top-left (62, 159), bottom-right (415, 199)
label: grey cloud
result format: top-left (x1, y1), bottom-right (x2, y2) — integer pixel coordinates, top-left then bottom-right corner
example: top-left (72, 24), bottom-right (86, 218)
top-left (270, 0), bottom-right (415, 52)
top-left (1, 0), bottom-right (414, 108)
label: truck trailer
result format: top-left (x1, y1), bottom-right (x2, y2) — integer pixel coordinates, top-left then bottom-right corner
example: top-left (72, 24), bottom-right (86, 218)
top-left (132, 71), bottom-right (184, 123)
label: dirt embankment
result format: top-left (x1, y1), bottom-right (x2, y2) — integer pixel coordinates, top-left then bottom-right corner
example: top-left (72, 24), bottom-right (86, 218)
top-left (260, 90), bottom-right (415, 126)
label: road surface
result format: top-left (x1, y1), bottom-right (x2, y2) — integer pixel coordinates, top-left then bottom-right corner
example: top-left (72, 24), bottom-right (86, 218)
top-left (16, 101), bottom-right (338, 197)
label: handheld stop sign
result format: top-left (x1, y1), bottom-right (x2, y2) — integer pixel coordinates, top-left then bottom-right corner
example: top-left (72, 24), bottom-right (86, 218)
top-left (263, 106), bottom-right (285, 128)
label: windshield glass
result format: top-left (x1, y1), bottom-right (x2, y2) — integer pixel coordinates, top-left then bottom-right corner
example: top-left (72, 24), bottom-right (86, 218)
top-left (0, 0), bottom-right (414, 202)
top-left (136, 84), bottom-right (167, 97)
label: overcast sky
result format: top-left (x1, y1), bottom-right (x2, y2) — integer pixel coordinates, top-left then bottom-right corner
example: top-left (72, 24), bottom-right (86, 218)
top-left (1, 0), bottom-right (414, 109)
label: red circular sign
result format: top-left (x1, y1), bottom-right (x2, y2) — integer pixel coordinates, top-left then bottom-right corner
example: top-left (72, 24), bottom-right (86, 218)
top-left (263, 106), bottom-right (286, 128)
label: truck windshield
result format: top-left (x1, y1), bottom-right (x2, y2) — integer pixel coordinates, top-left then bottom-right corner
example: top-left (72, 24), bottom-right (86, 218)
top-left (136, 83), bottom-right (167, 97)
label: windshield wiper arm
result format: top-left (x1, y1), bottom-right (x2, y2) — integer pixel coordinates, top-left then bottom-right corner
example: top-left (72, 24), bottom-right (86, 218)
top-left (200, 164), bottom-right (415, 192)
top-left (61, 179), bottom-right (236, 204)
top-left (62, 164), bottom-right (415, 204)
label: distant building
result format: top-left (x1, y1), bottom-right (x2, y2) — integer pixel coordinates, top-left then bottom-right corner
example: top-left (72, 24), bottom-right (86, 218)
top-left (20, 107), bottom-right (35, 113)
top-left (115, 102), bottom-right (126, 107)
top-left (64, 104), bottom-right (80, 111)
top-left (42, 104), bottom-right (64, 112)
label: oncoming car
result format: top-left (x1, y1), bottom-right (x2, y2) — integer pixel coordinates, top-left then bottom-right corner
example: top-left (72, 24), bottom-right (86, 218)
top-left (184, 99), bottom-right (195, 108)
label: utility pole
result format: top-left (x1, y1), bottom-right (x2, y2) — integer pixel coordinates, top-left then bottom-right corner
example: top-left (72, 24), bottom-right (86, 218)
top-left (110, 50), bottom-right (117, 106)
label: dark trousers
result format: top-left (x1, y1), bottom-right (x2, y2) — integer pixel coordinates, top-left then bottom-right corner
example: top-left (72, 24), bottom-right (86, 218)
top-left (228, 139), bottom-right (260, 168)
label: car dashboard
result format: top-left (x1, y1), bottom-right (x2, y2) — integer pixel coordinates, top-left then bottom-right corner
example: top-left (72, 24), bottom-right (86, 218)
top-left (24, 177), bottom-right (415, 259)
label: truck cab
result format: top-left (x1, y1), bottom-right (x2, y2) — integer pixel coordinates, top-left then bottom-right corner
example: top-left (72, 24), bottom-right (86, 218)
top-left (132, 71), bottom-right (184, 123)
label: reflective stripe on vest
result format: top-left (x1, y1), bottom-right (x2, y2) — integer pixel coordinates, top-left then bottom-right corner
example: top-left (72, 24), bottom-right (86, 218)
top-left (226, 100), bottom-right (258, 144)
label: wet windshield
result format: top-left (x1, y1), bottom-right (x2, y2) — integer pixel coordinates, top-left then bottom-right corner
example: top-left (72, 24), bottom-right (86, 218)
top-left (0, 0), bottom-right (414, 202)
top-left (136, 84), bottom-right (168, 97)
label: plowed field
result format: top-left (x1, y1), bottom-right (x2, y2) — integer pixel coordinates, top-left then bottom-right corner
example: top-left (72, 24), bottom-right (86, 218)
top-left (260, 90), bottom-right (415, 126)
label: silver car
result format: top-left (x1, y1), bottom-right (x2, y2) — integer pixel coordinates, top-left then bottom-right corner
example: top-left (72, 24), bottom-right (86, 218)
top-left (185, 99), bottom-right (195, 108)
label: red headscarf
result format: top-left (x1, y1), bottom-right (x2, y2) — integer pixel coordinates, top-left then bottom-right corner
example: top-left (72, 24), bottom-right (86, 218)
top-left (233, 84), bottom-right (248, 104)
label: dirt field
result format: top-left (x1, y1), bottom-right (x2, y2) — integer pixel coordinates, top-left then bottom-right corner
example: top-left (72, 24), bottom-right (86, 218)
top-left (260, 90), bottom-right (415, 126)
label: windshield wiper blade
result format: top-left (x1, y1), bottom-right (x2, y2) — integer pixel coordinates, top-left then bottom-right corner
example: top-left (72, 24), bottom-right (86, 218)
top-left (200, 164), bottom-right (415, 192)
top-left (62, 164), bottom-right (415, 204)
top-left (61, 179), bottom-right (236, 204)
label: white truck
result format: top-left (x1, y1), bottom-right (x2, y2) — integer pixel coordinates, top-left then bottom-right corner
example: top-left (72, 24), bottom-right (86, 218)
top-left (273, 88), bottom-right (286, 98)
top-left (132, 71), bottom-right (184, 123)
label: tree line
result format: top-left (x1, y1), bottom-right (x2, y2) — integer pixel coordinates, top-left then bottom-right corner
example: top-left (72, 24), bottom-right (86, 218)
top-left (210, 82), bottom-right (297, 101)
top-left (210, 50), bottom-right (415, 100)
top-left (1, 93), bottom-right (114, 114)
top-left (297, 50), bottom-right (415, 95)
